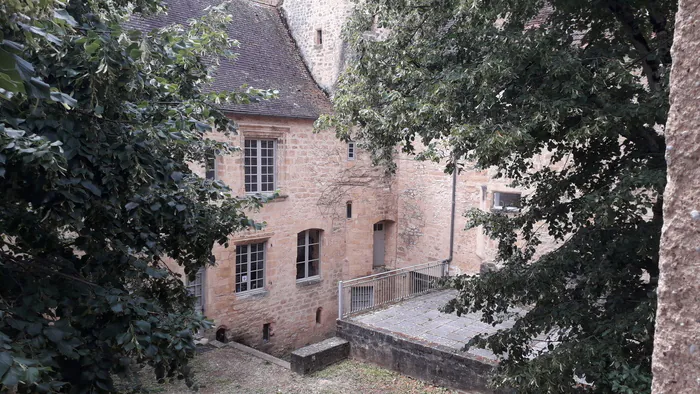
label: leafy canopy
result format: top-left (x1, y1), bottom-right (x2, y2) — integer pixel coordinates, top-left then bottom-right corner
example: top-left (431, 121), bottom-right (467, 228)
top-left (1, 0), bottom-right (274, 391)
top-left (321, 0), bottom-right (673, 392)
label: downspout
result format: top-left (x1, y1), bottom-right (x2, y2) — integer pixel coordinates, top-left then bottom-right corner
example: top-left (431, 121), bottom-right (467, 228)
top-left (447, 157), bottom-right (458, 273)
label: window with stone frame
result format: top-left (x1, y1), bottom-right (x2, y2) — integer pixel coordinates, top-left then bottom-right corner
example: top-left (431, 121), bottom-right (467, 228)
top-left (244, 139), bottom-right (275, 194)
top-left (186, 268), bottom-right (204, 313)
top-left (492, 191), bottom-right (522, 212)
top-left (205, 153), bottom-right (217, 180)
top-left (235, 242), bottom-right (266, 293)
top-left (347, 142), bottom-right (355, 160)
top-left (296, 229), bottom-right (321, 281)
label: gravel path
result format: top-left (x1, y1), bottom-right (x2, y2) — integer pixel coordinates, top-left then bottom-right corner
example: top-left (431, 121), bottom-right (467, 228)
top-left (135, 345), bottom-right (463, 394)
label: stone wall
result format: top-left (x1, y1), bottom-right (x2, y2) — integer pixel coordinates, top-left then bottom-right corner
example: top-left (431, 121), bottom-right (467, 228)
top-left (337, 319), bottom-right (499, 392)
top-left (280, 0), bottom-right (352, 92)
top-left (651, 1), bottom-right (700, 392)
top-left (182, 115), bottom-right (395, 356)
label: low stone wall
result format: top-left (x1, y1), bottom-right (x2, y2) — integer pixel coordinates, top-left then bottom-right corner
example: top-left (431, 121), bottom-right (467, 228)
top-left (337, 319), bottom-right (503, 393)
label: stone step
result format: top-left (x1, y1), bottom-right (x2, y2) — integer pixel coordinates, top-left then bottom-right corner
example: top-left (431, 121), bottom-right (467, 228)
top-left (290, 337), bottom-right (350, 375)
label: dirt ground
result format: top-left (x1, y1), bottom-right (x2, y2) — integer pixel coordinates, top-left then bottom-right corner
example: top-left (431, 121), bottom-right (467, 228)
top-left (133, 345), bottom-right (463, 394)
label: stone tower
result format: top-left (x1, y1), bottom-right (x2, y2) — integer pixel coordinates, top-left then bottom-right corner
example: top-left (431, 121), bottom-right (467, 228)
top-left (279, 0), bottom-right (353, 93)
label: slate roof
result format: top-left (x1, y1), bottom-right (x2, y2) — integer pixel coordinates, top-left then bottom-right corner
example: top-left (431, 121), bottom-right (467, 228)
top-left (129, 0), bottom-right (332, 119)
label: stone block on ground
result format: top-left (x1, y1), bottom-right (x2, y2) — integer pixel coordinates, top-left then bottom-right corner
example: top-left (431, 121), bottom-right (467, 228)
top-left (290, 337), bottom-right (350, 375)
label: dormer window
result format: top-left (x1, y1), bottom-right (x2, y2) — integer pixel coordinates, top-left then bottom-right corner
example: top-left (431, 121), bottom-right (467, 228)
top-left (492, 192), bottom-right (521, 212)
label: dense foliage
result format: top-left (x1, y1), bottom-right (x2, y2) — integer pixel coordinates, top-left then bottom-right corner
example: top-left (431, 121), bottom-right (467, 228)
top-left (321, 0), bottom-right (673, 392)
top-left (1, 0), bottom-right (274, 391)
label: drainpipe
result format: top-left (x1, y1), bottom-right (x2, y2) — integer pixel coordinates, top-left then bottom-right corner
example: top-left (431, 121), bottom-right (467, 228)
top-left (447, 157), bottom-right (458, 273)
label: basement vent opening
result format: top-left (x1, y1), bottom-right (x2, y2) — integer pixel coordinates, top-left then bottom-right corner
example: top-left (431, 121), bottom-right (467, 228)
top-left (316, 307), bottom-right (322, 324)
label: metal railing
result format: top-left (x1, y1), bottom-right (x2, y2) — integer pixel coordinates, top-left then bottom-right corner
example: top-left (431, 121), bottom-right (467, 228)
top-left (338, 260), bottom-right (449, 319)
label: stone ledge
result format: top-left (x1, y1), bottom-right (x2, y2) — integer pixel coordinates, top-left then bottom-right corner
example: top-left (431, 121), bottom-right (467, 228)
top-left (296, 277), bottom-right (322, 287)
top-left (290, 337), bottom-right (350, 375)
top-left (235, 289), bottom-right (269, 301)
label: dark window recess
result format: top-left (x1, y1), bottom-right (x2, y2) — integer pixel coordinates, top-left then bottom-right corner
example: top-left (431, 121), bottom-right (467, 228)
top-left (315, 308), bottom-right (322, 324)
top-left (346, 202), bottom-right (352, 219)
top-left (315, 29), bottom-right (323, 45)
top-left (205, 154), bottom-right (216, 180)
top-left (492, 192), bottom-right (522, 212)
top-left (373, 222), bottom-right (384, 232)
top-left (263, 323), bottom-right (271, 341)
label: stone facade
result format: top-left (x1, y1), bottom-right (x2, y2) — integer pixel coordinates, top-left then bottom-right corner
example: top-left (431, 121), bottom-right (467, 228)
top-left (185, 115), bottom-right (396, 356)
top-left (166, 0), bottom-right (558, 357)
top-left (651, 1), bottom-right (700, 392)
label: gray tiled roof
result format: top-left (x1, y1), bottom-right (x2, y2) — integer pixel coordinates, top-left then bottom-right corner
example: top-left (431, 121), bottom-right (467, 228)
top-left (129, 0), bottom-right (332, 119)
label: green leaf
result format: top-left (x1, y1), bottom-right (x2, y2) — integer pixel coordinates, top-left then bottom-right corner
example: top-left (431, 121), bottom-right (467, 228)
top-left (0, 352), bottom-right (12, 379)
top-left (54, 9), bottom-right (78, 27)
top-left (81, 180), bottom-right (102, 196)
top-left (44, 327), bottom-right (64, 343)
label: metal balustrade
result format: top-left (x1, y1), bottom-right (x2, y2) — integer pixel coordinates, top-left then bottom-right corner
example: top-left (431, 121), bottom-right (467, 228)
top-left (338, 260), bottom-right (450, 319)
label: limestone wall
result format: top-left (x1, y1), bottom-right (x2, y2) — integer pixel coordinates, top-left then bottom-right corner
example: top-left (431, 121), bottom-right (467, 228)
top-left (280, 0), bottom-right (352, 92)
top-left (192, 115), bottom-right (395, 356)
top-left (652, 1), bottom-right (700, 392)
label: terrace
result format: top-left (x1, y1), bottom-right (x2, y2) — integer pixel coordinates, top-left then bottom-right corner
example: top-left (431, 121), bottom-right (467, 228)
top-left (335, 261), bottom-right (531, 393)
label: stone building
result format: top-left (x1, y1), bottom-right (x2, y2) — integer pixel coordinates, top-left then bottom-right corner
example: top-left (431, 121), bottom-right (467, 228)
top-left (138, 0), bottom-right (529, 356)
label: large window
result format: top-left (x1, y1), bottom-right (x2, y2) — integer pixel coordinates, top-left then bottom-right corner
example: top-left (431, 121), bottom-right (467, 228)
top-left (186, 269), bottom-right (204, 313)
top-left (296, 229), bottom-right (320, 280)
top-left (235, 242), bottom-right (265, 293)
top-left (244, 139), bottom-right (275, 194)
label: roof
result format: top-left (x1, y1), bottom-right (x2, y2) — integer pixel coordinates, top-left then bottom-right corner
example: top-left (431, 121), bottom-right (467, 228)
top-left (128, 0), bottom-right (332, 119)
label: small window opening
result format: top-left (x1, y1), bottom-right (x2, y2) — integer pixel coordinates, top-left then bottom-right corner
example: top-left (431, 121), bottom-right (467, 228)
top-left (205, 154), bottom-right (217, 180)
top-left (263, 323), bottom-right (271, 342)
top-left (346, 201), bottom-right (352, 219)
top-left (315, 307), bottom-right (322, 324)
top-left (347, 142), bottom-right (355, 160)
top-left (315, 29), bottom-right (323, 46)
top-left (492, 192), bottom-right (521, 212)
top-left (373, 222), bottom-right (384, 232)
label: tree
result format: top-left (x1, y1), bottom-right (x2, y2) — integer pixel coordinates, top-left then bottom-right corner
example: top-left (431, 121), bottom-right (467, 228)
top-left (1, 0), bottom-right (274, 391)
top-left (320, 0), bottom-right (673, 392)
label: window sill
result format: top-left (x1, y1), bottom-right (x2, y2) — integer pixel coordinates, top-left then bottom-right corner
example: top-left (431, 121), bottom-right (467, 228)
top-left (491, 207), bottom-right (521, 213)
top-left (235, 289), bottom-right (268, 300)
top-left (245, 193), bottom-right (288, 202)
top-left (296, 277), bottom-right (322, 287)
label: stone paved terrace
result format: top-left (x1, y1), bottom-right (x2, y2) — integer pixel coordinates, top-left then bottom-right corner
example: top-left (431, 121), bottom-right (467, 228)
top-left (350, 289), bottom-right (515, 361)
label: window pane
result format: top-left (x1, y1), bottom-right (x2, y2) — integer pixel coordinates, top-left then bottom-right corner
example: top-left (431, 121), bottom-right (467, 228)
top-left (297, 246), bottom-right (306, 263)
top-left (296, 263), bottom-right (305, 279)
top-left (309, 244), bottom-right (319, 260)
top-left (309, 260), bottom-right (319, 277)
top-left (308, 229), bottom-right (320, 244)
top-left (297, 231), bottom-right (306, 246)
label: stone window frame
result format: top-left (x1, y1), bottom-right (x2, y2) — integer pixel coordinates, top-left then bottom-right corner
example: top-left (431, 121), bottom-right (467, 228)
top-left (491, 191), bottom-right (522, 213)
top-left (244, 139), bottom-right (276, 195)
top-left (186, 268), bottom-right (205, 314)
top-left (296, 229), bottom-right (322, 282)
top-left (239, 124), bottom-right (288, 197)
top-left (235, 241), bottom-right (266, 294)
top-left (347, 141), bottom-right (356, 161)
top-left (205, 153), bottom-right (218, 181)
